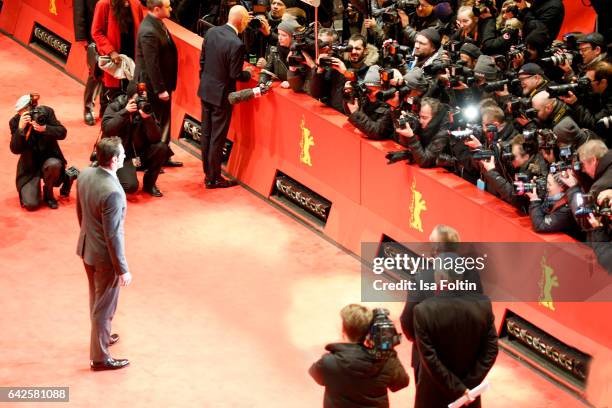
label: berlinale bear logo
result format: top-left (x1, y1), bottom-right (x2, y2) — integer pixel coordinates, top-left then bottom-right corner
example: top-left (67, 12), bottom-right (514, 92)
top-left (49, 0), bottom-right (58, 15)
top-left (539, 256), bottom-right (559, 311)
top-left (409, 178), bottom-right (427, 232)
top-left (299, 116), bottom-right (314, 167)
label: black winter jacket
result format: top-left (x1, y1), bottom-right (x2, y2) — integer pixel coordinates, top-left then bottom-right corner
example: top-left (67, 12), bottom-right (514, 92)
top-left (403, 104), bottom-right (450, 168)
top-left (520, 0), bottom-right (565, 41)
top-left (529, 198), bottom-right (583, 239)
top-left (73, 0), bottom-right (98, 42)
top-left (9, 107), bottom-right (67, 194)
top-left (309, 343), bottom-right (409, 408)
top-left (348, 99), bottom-right (394, 140)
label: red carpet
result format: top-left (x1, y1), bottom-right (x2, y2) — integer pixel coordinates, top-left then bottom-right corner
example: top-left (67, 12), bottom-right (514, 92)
top-left (0, 34), bottom-right (587, 407)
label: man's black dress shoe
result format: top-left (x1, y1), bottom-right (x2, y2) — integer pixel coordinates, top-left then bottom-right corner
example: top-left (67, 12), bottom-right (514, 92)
top-left (90, 358), bottom-right (129, 371)
top-left (143, 185), bottom-right (163, 197)
top-left (109, 333), bottom-right (119, 346)
top-left (163, 160), bottom-right (183, 167)
top-left (84, 110), bottom-right (95, 126)
top-left (205, 177), bottom-right (238, 189)
top-left (45, 196), bottom-right (59, 209)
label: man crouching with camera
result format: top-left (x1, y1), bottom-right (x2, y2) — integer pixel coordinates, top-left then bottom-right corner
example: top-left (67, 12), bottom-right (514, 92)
top-left (10, 94), bottom-right (77, 210)
top-left (309, 304), bottom-right (409, 408)
top-left (101, 83), bottom-right (169, 197)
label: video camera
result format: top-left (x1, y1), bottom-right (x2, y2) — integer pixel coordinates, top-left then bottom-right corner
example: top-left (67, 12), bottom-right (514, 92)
top-left (26, 93), bottom-right (48, 126)
top-left (380, 0), bottom-right (419, 24)
top-left (365, 308), bottom-right (402, 360)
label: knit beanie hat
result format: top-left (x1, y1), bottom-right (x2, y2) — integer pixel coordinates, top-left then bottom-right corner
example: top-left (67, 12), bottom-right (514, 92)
top-left (363, 65), bottom-right (382, 86)
top-left (474, 55), bottom-right (498, 81)
top-left (277, 19), bottom-right (301, 36)
top-left (553, 116), bottom-right (581, 145)
top-left (403, 68), bottom-right (429, 92)
top-left (459, 42), bottom-right (481, 60)
top-left (418, 28), bottom-right (441, 49)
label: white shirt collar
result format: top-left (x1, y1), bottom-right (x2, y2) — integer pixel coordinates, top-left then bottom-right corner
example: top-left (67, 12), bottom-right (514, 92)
top-left (227, 23), bottom-right (239, 35)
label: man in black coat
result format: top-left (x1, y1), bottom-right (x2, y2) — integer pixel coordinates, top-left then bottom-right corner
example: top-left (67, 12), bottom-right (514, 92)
top-left (73, 0), bottom-right (103, 125)
top-left (9, 95), bottom-right (69, 210)
top-left (134, 0), bottom-right (182, 167)
top-left (309, 304), bottom-right (409, 408)
top-left (516, 0), bottom-right (564, 41)
top-left (198, 5), bottom-right (252, 188)
top-left (101, 88), bottom-right (169, 197)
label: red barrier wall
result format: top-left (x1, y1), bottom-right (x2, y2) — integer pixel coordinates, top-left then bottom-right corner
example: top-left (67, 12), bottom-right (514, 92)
top-left (0, 3), bottom-right (609, 404)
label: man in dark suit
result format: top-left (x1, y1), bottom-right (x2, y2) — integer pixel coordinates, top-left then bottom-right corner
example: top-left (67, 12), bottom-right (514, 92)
top-left (73, 0), bottom-right (103, 125)
top-left (198, 5), bottom-right (252, 188)
top-left (76, 137), bottom-right (133, 371)
top-left (412, 262), bottom-right (498, 408)
top-left (134, 0), bottom-right (182, 167)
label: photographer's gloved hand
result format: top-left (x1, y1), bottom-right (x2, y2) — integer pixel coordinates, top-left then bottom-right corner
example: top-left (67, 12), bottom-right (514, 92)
top-left (464, 135), bottom-right (482, 150)
top-left (18, 112), bottom-right (31, 130)
top-left (558, 170), bottom-right (578, 188)
top-left (559, 90), bottom-right (577, 106)
top-left (481, 156), bottom-right (496, 172)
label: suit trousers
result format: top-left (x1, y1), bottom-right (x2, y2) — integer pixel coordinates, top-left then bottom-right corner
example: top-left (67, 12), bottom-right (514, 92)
top-left (20, 157), bottom-right (62, 210)
top-left (150, 93), bottom-right (174, 159)
top-left (200, 100), bottom-right (233, 182)
top-left (84, 48), bottom-right (103, 116)
top-left (84, 262), bottom-right (120, 362)
top-left (116, 142), bottom-right (169, 193)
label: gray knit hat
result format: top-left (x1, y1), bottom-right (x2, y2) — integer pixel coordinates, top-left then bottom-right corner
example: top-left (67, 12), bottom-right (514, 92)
top-left (474, 55), bottom-right (498, 81)
top-left (362, 65), bottom-right (382, 86)
top-left (553, 117), bottom-right (581, 145)
top-left (277, 19), bottom-right (301, 35)
top-left (459, 43), bottom-right (481, 60)
top-left (403, 68), bottom-right (429, 92)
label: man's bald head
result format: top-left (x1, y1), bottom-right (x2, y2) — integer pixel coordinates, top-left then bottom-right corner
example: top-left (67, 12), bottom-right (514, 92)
top-left (228, 5), bottom-right (250, 33)
top-left (532, 91), bottom-right (555, 123)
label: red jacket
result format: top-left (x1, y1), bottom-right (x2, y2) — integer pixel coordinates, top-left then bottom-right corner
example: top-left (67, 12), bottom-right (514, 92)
top-left (91, 0), bottom-right (144, 88)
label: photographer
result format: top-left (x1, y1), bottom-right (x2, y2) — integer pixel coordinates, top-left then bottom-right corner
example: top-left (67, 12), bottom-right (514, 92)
top-left (101, 85), bottom-right (169, 197)
top-left (310, 34), bottom-right (380, 114)
top-left (394, 97), bottom-right (450, 167)
top-left (413, 28), bottom-right (443, 70)
top-left (560, 62), bottom-right (612, 140)
top-left (449, 5), bottom-right (496, 49)
top-left (481, 133), bottom-right (548, 212)
top-left (346, 66), bottom-right (398, 140)
top-left (532, 90), bottom-right (578, 131)
top-left (515, 0), bottom-right (564, 41)
top-left (516, 63), bottom-right (549, 98)
top-left (309, 304), bottom-right (409, 408)
top-left (575, 33), bottom-right (609, 75)
top-left (9, 95), bottom-right (71, 210)
top-left (257, 19), bottom-right (302, 85)
top-left (560, 140), bottom-right (612, 272)
top-left (481, 16), bottom-right (522, 56)
top-left (458, 43), bottom-right (481, 70)
top-left (526, 173), bottom-right (582, 238)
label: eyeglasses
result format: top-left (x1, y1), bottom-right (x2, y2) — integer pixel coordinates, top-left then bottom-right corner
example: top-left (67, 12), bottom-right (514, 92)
top-left (578, 46), bottom-right (592, 54)
top-left (518, 75), bottom-right (534, 83)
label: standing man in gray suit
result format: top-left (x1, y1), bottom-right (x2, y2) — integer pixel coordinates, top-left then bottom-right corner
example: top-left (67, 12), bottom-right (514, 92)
top-left (76, 136), bottom-right (133, 371)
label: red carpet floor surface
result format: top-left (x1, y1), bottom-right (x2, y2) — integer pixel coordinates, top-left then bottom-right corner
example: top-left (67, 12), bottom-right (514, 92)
top-left (0, 34), bottom-right (587, 407)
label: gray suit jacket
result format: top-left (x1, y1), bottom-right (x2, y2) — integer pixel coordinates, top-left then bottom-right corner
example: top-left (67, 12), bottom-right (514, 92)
top-left (76, 166), bottom-right (129, 275)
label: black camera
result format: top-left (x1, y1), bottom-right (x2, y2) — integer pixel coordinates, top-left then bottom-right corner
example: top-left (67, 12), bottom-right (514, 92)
top-left (472, 149), bottom-right (495, 160)
top-left (444, 40), bottom-right (462, 61)
top-left (523, 128), bottom-right (557, 152)
top-left (343, 81), bottom-right (370, 103)
top-left (483, 79), bottom-right (509, 93)
top-left (574, 193), bottom-right (612, 220)
top-left (514, 174), bottom-right (547, 198)
top-left (365, 308), bottom-right (402, 360)
top-left (450, 125), bottom-right (481, 141)
top-left (596, 115), bottom-right (612, 136)
top-left (290, 23), bottom-right (318, 56)
top-left (549, 146), bottom-right (581, 174)
top-left (377, 84), bottom-right (410, 102)
top-left (27, 93), bottom-right (48, 126)
top-left (393, 110), bottom-right (419, 130)
top-left (383, 40), bottom-right (412, 68)
top-left (508, 44), bottom-right (526, 60)
top-left (135, 83), bottom-right (153, 115)
top-left (546, 77), bottom-right (591, 98)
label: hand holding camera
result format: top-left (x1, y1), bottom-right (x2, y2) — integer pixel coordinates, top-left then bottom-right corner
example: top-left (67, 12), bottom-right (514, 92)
top-left (18, 112), bottom-right (32, 130)
top-left (126, 98), bottom-right (138, 113)
top-left (464, 135), bottom-right (482, 150)
top-left (481, 155), bottom-right (496, 171)
top-left (558, 169), bottom-right (578, 188)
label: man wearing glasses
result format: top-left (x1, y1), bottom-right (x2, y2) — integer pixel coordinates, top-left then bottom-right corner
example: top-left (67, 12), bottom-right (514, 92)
top-left (577, 33), bottom-right (609, 72)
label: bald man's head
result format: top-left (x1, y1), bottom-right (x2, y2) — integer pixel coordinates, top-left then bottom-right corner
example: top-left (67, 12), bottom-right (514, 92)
top-left (532, 91), bottom-right (555, 123)
top-left (228, 5), bottom-right (250, 33)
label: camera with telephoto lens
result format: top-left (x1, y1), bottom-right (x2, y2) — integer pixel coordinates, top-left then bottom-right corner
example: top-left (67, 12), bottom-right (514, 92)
top-left (423, 61), bottom-right (449, 77)
top-left (381, 0), bottom-right (419, 23)
top-left (450, 124), bottom-right (482, 141)
top-left (546, 77), bottom-right (591, 98)
top-left (444, 40), bottom-right (462, 61)
top-left (290, 23), bottom-right (318, 57)
top-left (549, 146), bottom-right (581, 174)
top-left (318, 43), bottom-right (354, 68)
top-left (541, 43), bottom-right (580, 68)
top-left (135, 83), bottom-right (152, 115)
top-left (365, 308), bottom-right (402, 360)
top-left (383, 40), bottom-right (413, 68)
top-left (508, 44), bottom-right (526, 60)
top-left (27, 93), bottom-right (48, 126)
top-left (522, 128), bottom-right (557, 153)
top-left (449, 62), bottom-right (475, 88)
top-left (483, 79), bottom-right (509, 93)
top-left (393, 109), bottom-right (419, 130)
top-left (513, 173), bottom-right (547, 198)
top-left (343, 81), bottom-right (370, 103)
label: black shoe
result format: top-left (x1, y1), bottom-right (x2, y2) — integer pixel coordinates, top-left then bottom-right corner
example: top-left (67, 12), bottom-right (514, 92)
top-left (109, 333), bottom-right (119, 346)
top-left (163, 160), bottom-right (183, 167)
top-left (84, 110), bottom-right (95, 126)
top-left (60, 167), bottom-right (79, 197)
top-left (44, 189), bottom-right (59, 209)
top-left (205, 177), bottom-right (238, 189)
top-left (143, 185), bottom-right (163, 197)
top-left (90, 358), bottom-right (129, 371)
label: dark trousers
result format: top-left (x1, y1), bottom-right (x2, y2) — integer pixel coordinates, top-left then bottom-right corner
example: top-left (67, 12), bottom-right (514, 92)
top-left (150, 93), bottom-right (174, 159)
top-left (20, 158), bottom-right (62, 211)
top-left (116, 142), bottom-right (169, 193)
top-left (84, 262), bottom-right (120, 362)
top-left (200, 100), bottom-right (233, 182)
top-left (84, 47), bottom-right (103, 116)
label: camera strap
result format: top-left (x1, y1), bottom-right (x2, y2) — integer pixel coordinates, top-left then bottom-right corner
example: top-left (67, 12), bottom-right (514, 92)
top-left (90, 129), bottom-right (103, 156)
